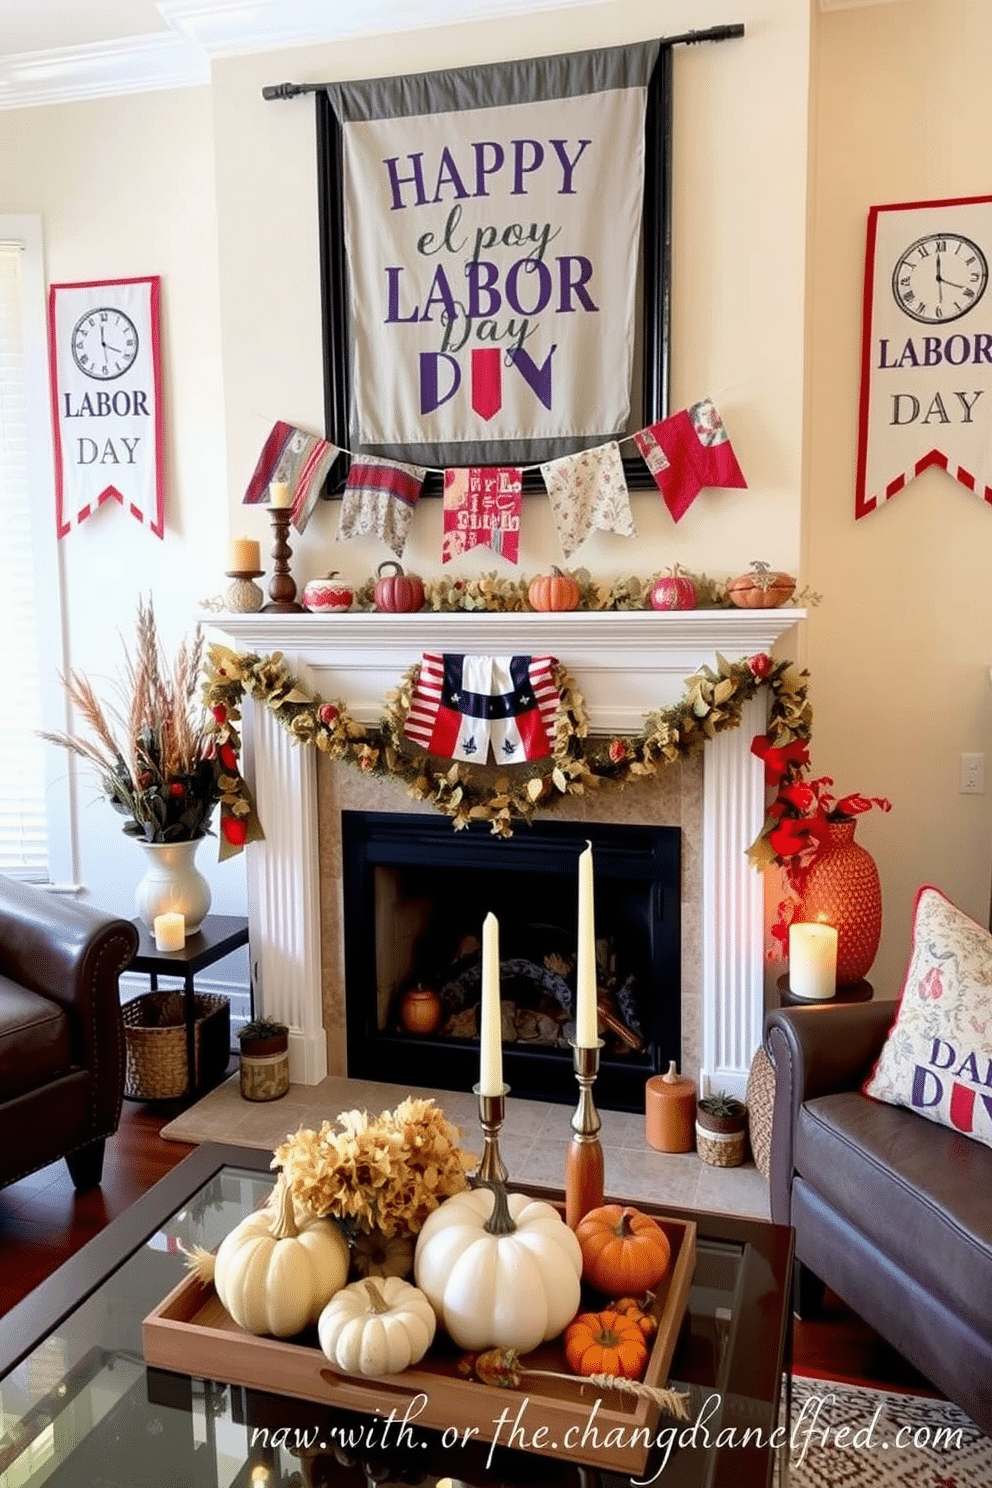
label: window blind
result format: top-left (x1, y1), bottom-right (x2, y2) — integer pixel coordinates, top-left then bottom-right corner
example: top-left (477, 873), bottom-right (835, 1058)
top-left (0, 240), bottom-right (51, 880)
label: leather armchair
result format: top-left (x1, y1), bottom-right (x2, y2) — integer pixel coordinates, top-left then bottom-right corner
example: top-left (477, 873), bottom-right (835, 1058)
top-left (0, 876), bottom-right (138, 1191)
top-left (765, 1001), bottom-right (992, 1435)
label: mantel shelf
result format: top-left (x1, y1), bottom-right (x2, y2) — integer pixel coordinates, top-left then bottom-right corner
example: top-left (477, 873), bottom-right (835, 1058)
top-left (212, 606), bottom-right (805, 657)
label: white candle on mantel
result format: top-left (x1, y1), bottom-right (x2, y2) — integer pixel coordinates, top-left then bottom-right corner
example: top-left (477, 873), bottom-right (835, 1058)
top-left (479, 911), bottom-right (504, 1095)
top-left (268, 480), bottom-right (292, 508)
top-left (228, 536), bottom-right (260, 572)
top-left (789, 922), bottom-right (838, 1001)
top-left (154, 911), bottom-right (185, 953)
top-left (575, 841), bottom-right (599, 1046)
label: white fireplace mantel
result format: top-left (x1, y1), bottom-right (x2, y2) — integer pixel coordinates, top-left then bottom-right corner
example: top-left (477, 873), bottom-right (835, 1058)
top-left (216, 608), bottom-right (804, 1096)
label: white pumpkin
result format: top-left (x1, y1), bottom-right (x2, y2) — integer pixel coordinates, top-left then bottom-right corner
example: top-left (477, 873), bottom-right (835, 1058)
top-left (318, 1276), bottom-right (436, 1376)
top-left (214, 1175), bottom-right (349, 1338)
top-left (414, 1180), bottom-right (582, 1353)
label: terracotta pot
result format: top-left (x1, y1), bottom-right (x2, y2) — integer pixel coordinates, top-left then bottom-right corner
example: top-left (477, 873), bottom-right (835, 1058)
top-left (794, 818), bottom-right (882, 985)
top-left (399, 985), bottom-right (443, 1034)
top-left (239, 1029), bottom-right (290, 1101)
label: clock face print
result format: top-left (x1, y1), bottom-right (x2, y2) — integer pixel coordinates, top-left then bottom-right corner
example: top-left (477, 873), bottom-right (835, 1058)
top-left (891, 233), bottom-right (989, 324)
top-left (70, 307), bottom-right (139, 379)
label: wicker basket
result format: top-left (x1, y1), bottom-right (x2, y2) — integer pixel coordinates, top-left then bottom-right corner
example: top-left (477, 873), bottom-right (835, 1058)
top-left (122, 990), bottom-right (230, 1101)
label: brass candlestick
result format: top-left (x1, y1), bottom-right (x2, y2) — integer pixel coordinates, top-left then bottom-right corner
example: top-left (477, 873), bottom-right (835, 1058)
top-left (472, 1083), bottom-right (509, 1185)
top-left (224, 569), bottom-right (264, 614)
top-left (566, 1039), bottom-right (605, 1228)
top-left (263, 507), bottom-right (304, 612)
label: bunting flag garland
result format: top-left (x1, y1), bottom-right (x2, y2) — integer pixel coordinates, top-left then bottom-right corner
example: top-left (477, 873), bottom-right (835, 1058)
top-left (633, 398), bottom-right (747, 522)
top-left (403, 652), bottom-right (560, 763)
top-left (337, 453), bottom-right (427, 556)
top-left (243, 421), bottom-right (341, 532)
top-left (539, 440), bottom-right (635, 558)
top-left (442, 467), bottom-right (522, 564)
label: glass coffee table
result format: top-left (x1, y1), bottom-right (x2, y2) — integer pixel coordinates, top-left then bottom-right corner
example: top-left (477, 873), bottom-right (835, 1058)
top-left (0, 1144), bottom-right (793, 1487)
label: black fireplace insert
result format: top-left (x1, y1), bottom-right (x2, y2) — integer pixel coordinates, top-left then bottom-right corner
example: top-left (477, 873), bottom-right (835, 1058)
top-left (341, 811), bottom-right (680, 1111)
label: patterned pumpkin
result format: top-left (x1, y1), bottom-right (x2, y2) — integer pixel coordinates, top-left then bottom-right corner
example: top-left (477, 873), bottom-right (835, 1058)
top-left (726, 561), bottom-right (795, 609)
top-left (650, 573), bottom-right (697, 611)
top-left (528, 567), bottom-right (581, 612)
top-left (302, 572), bottom-right (353, 612)
top-left (373, 561), bottom-right (425, 613)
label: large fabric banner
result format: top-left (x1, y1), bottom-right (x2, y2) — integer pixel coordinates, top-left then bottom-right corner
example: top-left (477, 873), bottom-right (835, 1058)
top-left (325, 43), bottom-right (659, 468)
top-left (856, 195), bottom-right (992, 517)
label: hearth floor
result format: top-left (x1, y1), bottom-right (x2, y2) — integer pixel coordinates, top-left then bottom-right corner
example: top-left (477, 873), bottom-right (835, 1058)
top-left (159, 1073), bottom-right (770, 1221)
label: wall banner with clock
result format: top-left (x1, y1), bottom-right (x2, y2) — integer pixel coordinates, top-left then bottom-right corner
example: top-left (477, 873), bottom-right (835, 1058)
top-left (48, 275), bottom-right (163, 538)
top-left (856, 195), bottom-right (992, 519)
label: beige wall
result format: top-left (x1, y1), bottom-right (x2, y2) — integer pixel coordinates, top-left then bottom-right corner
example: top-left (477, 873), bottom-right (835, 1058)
top-left (214, 0), bottom-right (810, 588)
top-left (0, 87), bottom-right (241, 917)
top-left (1, 2), bottom-right (815, 975)
top-left (806, 0), bottom-right (992, 996)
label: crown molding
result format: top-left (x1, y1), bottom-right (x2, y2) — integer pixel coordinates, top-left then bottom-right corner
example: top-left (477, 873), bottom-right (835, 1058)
top-left (159, 0), bottom-right (600, 57)
top-left (0, 0), bottom-right (603, 110)
top-left (819, 0), bottom-right (907, 11)
top-left (0, 31), bottom-right (208, 110)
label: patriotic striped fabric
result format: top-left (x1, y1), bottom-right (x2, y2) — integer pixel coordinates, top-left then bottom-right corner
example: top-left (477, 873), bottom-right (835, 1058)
top-left (337, 454), bottom-right (427, 557)
top-left (403, 653), bottom-right (560, 764)
top-left (243, 420), bottom-right (340, 532)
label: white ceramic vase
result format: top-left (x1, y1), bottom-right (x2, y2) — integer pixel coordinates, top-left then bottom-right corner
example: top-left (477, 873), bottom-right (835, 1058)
top-left (134, 838), bottom-right (211, 934)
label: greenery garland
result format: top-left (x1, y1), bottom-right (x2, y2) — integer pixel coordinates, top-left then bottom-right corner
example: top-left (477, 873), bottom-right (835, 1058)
top-left (203, 645), bottom-right (812, 852)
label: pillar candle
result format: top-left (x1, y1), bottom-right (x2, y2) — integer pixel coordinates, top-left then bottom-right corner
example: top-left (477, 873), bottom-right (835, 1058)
top-left (479, 911), bottom-right (503, 1095)
top-left (228, 536), bottom-right (260, 572)
top-left (268, 480), bottom-right (292, 508)
top-left (154, 911), bottom-right (185, 952)
top-left (575, 842), bottom-right (599, 1046)
top-left (788, 921), bottom-right (838, 1000)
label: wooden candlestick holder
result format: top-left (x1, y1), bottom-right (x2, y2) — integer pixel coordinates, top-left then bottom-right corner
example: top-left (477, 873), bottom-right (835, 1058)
top-left (565, 1039), bottom-right (605, 1228)
top-left (263, 507), bottom-right (304, 613)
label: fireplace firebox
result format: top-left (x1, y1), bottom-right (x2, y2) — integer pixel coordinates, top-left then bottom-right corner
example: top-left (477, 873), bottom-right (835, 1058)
top-left (341, 811), bottom-right (680, 1111)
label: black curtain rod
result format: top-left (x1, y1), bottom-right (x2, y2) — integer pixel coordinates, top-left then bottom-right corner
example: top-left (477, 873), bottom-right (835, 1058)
top-left (261, 22), bottom-right (744, 100)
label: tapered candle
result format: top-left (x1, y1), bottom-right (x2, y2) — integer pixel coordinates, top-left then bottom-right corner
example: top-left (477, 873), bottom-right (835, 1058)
top-left (154, 911), bottom-right (185, 952)
top-left (576, 842), bottom-right (599, 1046)
top-left (268, 480), bottom-right (292, 508)
top-left (228, 536), bottom-right (260, 572)
top-left (789, 922), bottom-right (838, 1000)
top-left (479, 911), bottom-right (504, 1095)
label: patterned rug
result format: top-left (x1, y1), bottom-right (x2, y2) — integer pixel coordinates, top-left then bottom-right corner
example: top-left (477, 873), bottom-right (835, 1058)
top-left (790, 1375), bottom-right (990, 1486)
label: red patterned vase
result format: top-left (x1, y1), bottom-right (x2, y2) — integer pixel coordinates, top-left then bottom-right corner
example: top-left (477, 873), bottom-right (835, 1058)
top-left (794, 818), bottom-right (882, 985)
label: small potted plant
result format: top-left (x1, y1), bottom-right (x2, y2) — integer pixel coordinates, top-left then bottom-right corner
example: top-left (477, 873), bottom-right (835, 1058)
top-left (238, 1016), bottom-right (290, 1102)
top-left (695, 1092), bottom-right (748, 1168)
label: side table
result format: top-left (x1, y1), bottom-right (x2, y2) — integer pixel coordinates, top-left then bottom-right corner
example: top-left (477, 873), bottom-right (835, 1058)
top-left (128, 915), bottom-right (249, 1098)
top-left (747, 977), bottom-right (875, 1177)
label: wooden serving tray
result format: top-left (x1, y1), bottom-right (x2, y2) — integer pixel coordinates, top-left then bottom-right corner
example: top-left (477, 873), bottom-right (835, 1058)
top-left (143, 1208), bottom-right (696, 1476)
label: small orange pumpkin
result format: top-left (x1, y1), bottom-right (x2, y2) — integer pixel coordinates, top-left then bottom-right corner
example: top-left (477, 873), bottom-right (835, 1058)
top-left (726, 561), bottom-right (795, 609)
top-left (612, 1295), bottom-right (659, 1340)
top-left (564, 1310), bottom-right (649, 1380)
top-left (528, 567), bottom-right (581, 612)
top-left (575, 1204), bottom-right (672, 1297)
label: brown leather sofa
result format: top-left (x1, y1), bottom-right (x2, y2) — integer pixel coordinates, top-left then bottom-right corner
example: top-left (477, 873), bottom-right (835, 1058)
top-left (0, 876), bottom-right (138, 1191)
top-left (765, 1000), bottom-right (992, 1435)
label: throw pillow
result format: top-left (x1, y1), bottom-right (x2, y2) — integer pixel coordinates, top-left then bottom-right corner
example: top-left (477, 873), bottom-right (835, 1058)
top-left (863, 885), bottom-right (992, 1150)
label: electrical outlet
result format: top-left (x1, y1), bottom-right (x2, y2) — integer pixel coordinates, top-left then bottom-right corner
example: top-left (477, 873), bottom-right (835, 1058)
top-left (960, 753), bottom-right (985, 794)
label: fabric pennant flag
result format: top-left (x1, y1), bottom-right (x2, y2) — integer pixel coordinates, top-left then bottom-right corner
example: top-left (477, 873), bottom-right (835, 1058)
top-left (403, 653), bottom-right (560, 764)
top-left (633, 397), bottom-right (747, 523)
top-left (442, 467), bottom-right (522, 564)
top-left (539, 440), bottom-right (635, 559)
top-left (337, 454), bottom-right (427, 557)
top-left (243, 420), bottom-right (340, 532)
